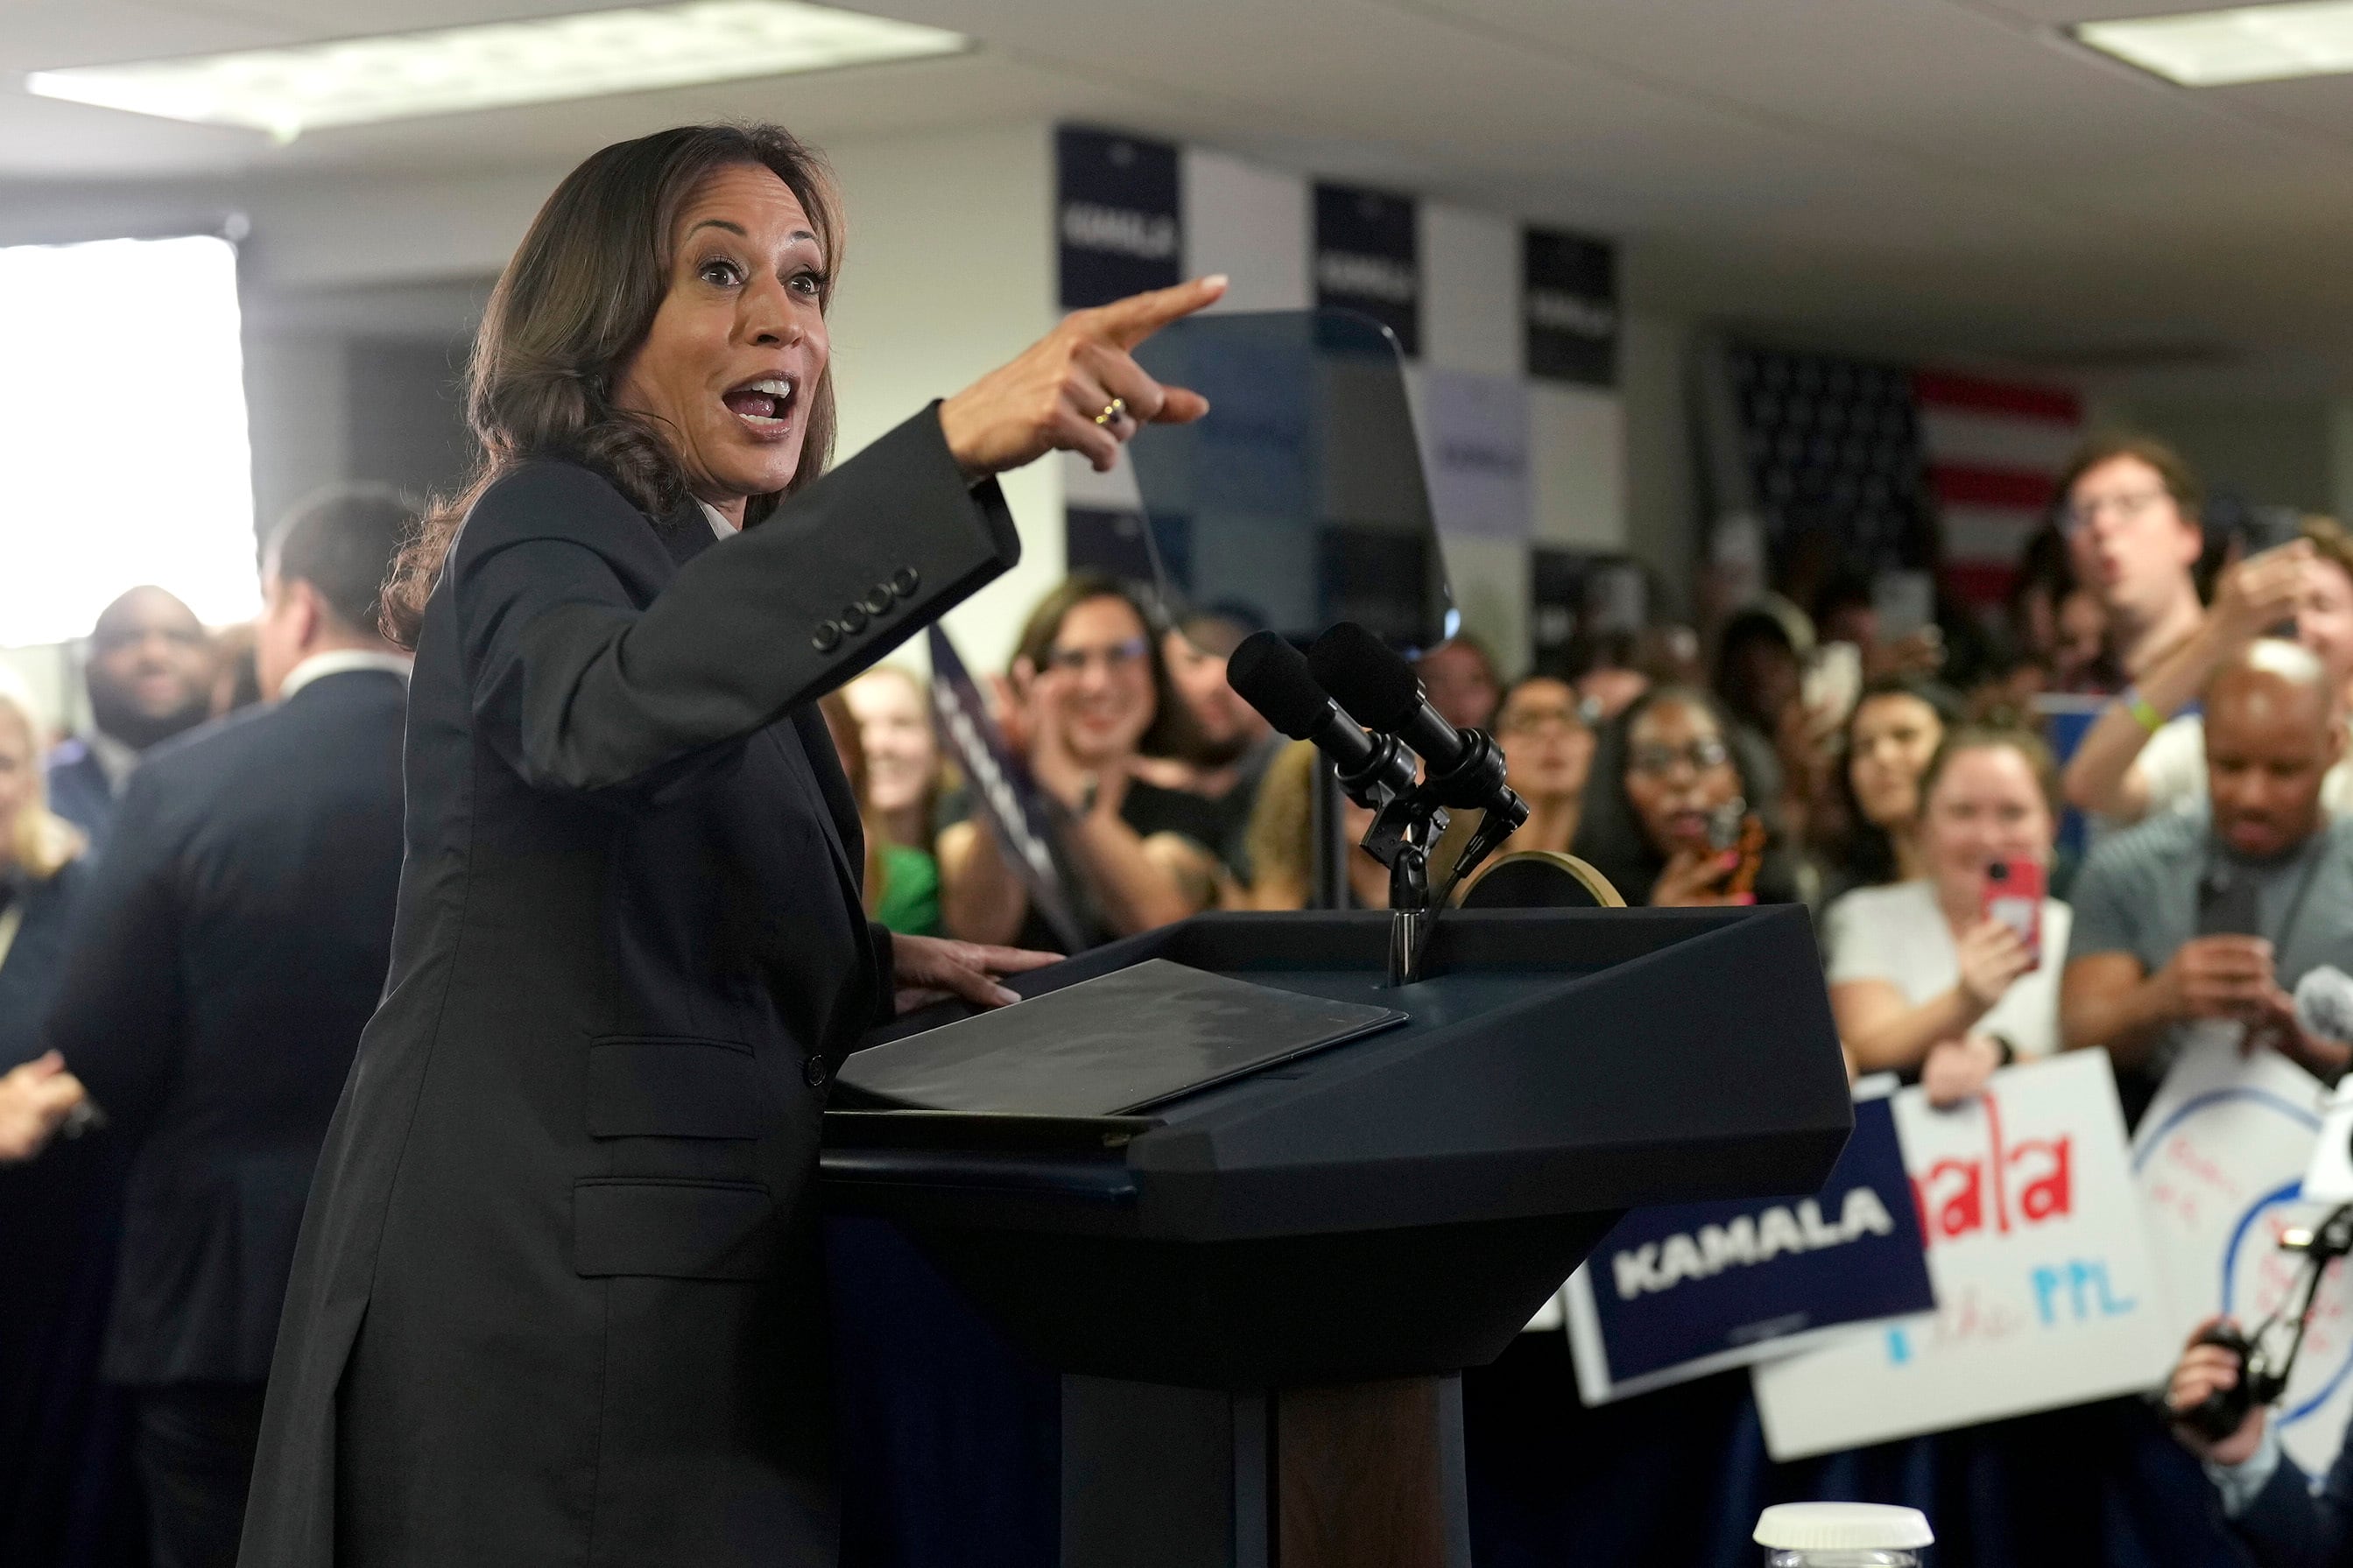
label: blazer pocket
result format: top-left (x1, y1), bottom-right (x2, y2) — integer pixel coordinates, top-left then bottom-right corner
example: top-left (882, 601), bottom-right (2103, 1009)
top-left (586, 1036), bottom-right (783, 1139)
top-left (573, 1178), bottom-right (776, 1280)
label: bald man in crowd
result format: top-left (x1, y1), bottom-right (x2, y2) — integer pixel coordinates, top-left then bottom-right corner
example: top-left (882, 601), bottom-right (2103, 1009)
top-left (47, 586), bottom-right (215, 854)
top-left (2061, 639), bottom-right (2353, 1123)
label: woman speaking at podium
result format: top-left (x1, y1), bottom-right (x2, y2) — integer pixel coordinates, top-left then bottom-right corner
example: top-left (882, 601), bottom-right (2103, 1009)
top-left (239, 123), bottom-right (1222, 1566)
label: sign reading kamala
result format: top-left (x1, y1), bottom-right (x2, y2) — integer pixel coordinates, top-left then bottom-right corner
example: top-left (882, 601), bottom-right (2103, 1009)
top-left (1056, 126), bottom-right (1180, 311)
top-left (1563, 1085), bottom-right (1934, 1403)
top-left (2132, 1039), bottom-right (2353, 1480)
top-left (1314, 182), bottom-right (1419, 357)
top-left (1415, 369), bottom-right (1530, 541)
top-left (1523, 227), bottom-right (1617, 388)
top-left (1753, 1052), bottom-right (2175, 1461)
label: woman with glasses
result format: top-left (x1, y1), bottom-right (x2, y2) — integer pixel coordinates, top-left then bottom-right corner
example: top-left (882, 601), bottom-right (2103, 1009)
top-left (939, 573), bottom-right (1226, 949)
top-left (1825, 727), bottom-right (2069, 1105)
top-left (1493, 675), bottom-right (1596, 855)
top-left (1569, 686), bottom-right (1806, 908)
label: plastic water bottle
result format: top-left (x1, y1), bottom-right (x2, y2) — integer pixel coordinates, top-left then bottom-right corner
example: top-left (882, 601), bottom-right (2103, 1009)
top-left (1754, 1502), bottom-right (1934, 1567)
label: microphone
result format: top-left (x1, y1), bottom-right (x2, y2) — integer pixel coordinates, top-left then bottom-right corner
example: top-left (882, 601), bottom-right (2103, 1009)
top-left (1227, 631), bottom-right (1415, 807)
top-left (1307, 622), bottom-right (1522, 818)
top-left (1307, 622), bottom-right (1468, 771)
top-left (2296, 966), bottom-right (2353, 1045)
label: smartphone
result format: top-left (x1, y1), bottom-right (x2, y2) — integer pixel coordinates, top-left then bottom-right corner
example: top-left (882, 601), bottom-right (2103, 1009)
top-left (1983, 859), bottom-right (2045, 965)
top-left (2197, 868), bottom-right (2261, 939)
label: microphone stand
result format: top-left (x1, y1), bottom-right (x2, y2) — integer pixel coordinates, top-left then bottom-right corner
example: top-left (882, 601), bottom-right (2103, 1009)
top-left (2180, 1202), bottom-right (2353, 1441)
top-left (1356, 728), bottom-right (1527, 987)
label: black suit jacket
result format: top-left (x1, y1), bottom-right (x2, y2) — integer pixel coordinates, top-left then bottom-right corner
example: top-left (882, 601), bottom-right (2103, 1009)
top-left (44, 741), bottom-right (116, 857)
top-left (0, 857), bottom-right (88, 1069)
top-left (2230, 1438), bottom-right (2353, 1568)
top-left (42, 668), bottom-right (408, 1386)
top-left (239, 409), bottom-right (1019, 1568)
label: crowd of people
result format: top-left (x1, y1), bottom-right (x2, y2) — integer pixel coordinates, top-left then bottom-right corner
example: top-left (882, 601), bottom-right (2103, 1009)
top-left (7, 425), bottom-right (2353, 1564)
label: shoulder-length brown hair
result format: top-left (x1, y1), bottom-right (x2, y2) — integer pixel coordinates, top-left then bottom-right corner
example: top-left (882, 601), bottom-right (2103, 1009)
top-left (1009, 573), bottom-right (1203, 761)
top-left (382, 123), bottom-right (844, 647)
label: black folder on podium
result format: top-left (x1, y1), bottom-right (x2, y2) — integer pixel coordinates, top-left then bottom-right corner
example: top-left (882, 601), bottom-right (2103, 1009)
top-left (824, 905), bottom-right (1849, 1568)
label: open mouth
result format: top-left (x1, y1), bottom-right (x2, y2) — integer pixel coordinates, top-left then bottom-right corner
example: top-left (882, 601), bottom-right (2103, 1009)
top-left (722, 375), bottom-right (796, 432)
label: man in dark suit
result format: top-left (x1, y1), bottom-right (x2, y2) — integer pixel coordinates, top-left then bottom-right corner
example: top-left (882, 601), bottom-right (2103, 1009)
top-left (30, 487), bottom-right (412, 1568)
top-left (46, 586), bottom-right (216, 854)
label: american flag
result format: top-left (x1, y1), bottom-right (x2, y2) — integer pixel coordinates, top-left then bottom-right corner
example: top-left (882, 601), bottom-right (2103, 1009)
top-left (1915, 371), bottom-right (2084, 607)
top-left (1727, 346), bottom-right (2082, 608)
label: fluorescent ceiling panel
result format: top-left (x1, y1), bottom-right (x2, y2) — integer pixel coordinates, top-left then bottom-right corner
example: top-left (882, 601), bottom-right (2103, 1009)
top-left (2075, 0), bottom-right (2353, 86)
top-left (25, 0), bottom-right (969, 142)
top-left (0, 236), bottom-right (258, 647)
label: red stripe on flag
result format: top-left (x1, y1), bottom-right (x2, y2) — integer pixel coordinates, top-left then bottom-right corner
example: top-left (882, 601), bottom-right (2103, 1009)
top-left (1930, 463), bottom-right (2054, 510)
top-left (1943, 560), bottom-right (2018, 606)
top-left (1913, 370), bottom-right (2081, 425)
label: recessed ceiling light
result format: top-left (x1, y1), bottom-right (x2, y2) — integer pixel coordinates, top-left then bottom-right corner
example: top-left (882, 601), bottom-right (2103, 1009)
top-left (2074, 0), bottom-right (2353, 87)
top-left (24, 0), bottom-right (969, 143)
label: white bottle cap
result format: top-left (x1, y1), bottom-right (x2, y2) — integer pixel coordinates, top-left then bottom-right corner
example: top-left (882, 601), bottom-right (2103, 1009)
top-left (1754, 1502), bottom-right (1934, 1550)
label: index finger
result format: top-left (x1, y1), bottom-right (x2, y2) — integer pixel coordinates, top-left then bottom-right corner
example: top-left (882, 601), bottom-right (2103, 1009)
top-left (1083, 274), bottom-right (1229, 349)
top-left (968, 945), bottom-right (1063, 974)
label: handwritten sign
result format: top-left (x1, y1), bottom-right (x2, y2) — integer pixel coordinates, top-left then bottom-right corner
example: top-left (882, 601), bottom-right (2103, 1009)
top-left (1561, 1085), bottom-right (1934, 1402)
top-left (2133, 1039), bottom-right (2351, 1479)
top-left (1752, 1052), bottom-right (2174, 1459)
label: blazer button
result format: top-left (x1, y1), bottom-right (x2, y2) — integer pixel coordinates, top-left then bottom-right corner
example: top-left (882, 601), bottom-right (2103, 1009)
top-left (840, 603), bottom-right (870, 634)
top-left (813, 620), bottom-right (843, 652)
top-left (804, 1054), bottom-right (832, 1089)
top-left (891, 566), bottom-right (919, 599)
top-left (861, 586), bottom-right (894, 617)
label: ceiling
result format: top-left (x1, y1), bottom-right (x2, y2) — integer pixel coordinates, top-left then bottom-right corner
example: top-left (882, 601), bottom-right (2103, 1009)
top-left (11, 0), bottom-right (2353, 390)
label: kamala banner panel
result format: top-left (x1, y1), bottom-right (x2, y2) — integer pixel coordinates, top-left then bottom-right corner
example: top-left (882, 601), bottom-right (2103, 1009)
top-left (1565, 1084), bottom-right (1934, 1403)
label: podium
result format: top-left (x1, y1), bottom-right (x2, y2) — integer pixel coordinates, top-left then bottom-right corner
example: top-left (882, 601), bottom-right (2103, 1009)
top-left (824, 905), bottom-right (1849, 1568)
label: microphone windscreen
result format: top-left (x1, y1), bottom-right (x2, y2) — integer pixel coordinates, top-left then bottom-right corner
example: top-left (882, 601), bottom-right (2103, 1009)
top-left (1228, 631), bottom-right (1336, 741)
top-left (1307, 622), bottom-right (1422, 731)
top-left (2296, 965), bottom-right (2353, 1044)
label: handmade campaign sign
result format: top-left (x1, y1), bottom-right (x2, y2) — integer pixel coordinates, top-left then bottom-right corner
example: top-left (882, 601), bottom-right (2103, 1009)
top-left (924, 625), bottom-right (1088, 953)
top-left (1560, 1081), bottom-right (1933, 1402)
top-left (1752, 1051), bottom-right (2174, 1460)
top-left (2133, 1039), bottom-right (2351, 1479)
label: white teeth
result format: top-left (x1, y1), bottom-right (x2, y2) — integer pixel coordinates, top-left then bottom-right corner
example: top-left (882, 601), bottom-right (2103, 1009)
top-left (746, 376), bottom-right (793, 399)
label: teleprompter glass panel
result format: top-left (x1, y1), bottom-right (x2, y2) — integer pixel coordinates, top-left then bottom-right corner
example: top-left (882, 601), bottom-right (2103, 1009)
top-left (1126, 308), bottom-right (1455, 653)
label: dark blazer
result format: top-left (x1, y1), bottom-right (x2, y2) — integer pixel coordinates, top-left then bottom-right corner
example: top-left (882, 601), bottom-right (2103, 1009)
top-left (44, 740), bottom-right (116, 857)
top-left (2230, 1440), bottom-right (2353, 1568)
top-left (0, 856), bottom-right (88, 1069)
top-left (239, 409), bottom-right (1018, 1568)
top-left (42, 667), bottom-right (408, 1386)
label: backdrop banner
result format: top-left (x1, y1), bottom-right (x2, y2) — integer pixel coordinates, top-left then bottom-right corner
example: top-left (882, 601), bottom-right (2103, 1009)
top-left (2132, 1037), bottom-right (2352, 1479)
top-left (1562, 1080), bottom-right (1934, 1403)
top-left (1416, 368), bottom-right (1531, 541)
top-left (1752, 1051), bottom-right (2174, 1460)
top-left (1522, 226), bottom-right (1617, 387)
top-left (1057, 125), bottom-right (1181, 311)
top-left (1313, 181), bottom-right (1420, 356)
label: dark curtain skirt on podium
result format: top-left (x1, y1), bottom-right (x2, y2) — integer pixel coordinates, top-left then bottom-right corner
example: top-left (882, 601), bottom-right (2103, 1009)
top-left (825, 1248), bottom-right (2252, 1568)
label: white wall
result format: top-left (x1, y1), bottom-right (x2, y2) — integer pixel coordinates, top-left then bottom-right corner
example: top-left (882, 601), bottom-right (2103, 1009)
top-left (824, 124), bottom-right (1060, 676)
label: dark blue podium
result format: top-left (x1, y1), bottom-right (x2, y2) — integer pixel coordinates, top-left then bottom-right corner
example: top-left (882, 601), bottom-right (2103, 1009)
top-left (825, 905), bottom-right (1848, 1568)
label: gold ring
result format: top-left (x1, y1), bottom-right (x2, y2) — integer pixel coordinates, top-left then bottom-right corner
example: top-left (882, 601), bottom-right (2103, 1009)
top-left (1094, 397), bottom-right (1126, 426)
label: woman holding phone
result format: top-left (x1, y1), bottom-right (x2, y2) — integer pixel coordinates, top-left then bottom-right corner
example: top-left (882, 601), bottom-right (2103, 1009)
top-left (238, 123), bottom-right (1223, 1566)
top-left (1823, 726), bottom-right (2071, 1105)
